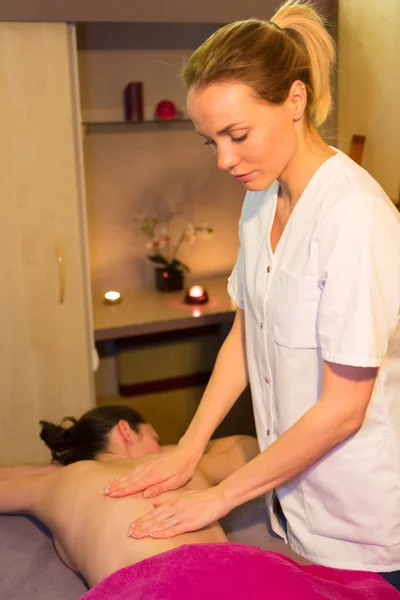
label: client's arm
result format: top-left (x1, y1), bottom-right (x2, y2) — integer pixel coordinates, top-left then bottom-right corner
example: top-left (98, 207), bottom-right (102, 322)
top-left (0, 467), bottom-right (53, 513)
top-left (198, 435), bottom-right (260, 486)
top-left (0, 464), bottom-right (61, 481)
top-left (161, 435), bottom-right (259, 485)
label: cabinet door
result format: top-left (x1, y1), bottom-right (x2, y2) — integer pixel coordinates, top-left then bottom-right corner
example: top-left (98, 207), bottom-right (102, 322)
top-left (0, 23), bottom-right (94, 463)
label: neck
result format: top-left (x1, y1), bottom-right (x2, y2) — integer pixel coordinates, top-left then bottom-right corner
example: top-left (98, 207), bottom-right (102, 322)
top-left (277, 125), bottom-right (336, 208)
top-left (95, 452), bottom-right (119, 463)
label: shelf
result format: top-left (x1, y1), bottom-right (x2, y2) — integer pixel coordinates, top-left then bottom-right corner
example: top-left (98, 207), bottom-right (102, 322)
top-left (82, 119), bottom-right (193, 131)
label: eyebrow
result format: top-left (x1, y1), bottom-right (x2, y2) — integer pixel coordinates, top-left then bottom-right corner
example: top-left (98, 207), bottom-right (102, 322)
top-left (197, 122), bottom-right (245, 138)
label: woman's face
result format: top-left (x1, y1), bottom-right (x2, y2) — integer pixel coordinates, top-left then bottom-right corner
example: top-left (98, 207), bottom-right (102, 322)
top-left (187, 81), bottom-right (298, 191)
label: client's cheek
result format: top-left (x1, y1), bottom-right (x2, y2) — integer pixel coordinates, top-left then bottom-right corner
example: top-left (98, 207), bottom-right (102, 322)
top-left (145, 441), bottom-right (161, 454)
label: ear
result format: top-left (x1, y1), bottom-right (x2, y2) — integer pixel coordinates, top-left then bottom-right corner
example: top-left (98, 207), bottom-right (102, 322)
top-left (116, 420), bottom-right (139, 446)
top-left (288, 80), bottom-right (307, 123)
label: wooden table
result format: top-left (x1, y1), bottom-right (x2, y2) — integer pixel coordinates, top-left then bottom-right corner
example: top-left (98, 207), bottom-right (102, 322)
top-left (93, 276), bottom-right (237, 397)
top-left (93, 276), bottom-right (237, 341)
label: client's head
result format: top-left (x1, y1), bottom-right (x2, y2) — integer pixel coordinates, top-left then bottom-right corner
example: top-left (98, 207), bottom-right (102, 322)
top-left (39, 405), bottom-right (161, 465)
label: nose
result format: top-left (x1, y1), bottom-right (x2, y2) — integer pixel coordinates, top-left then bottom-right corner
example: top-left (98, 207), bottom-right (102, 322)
top-left (216, 144), bottom-right (240, 172)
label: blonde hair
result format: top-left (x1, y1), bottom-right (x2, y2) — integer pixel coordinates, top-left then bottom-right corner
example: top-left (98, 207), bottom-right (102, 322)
top-left (181, 0), bottom-right (336, 128)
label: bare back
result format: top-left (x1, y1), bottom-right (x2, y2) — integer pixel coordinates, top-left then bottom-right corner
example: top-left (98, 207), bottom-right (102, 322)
top-left (34, 458), bottom-right (227, 587)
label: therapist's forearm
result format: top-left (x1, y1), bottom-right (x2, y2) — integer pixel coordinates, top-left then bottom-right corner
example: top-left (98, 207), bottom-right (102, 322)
top-left (179, 309), bottom-right (248, 458)
top-left (217, 396), bottom-right (363, 511)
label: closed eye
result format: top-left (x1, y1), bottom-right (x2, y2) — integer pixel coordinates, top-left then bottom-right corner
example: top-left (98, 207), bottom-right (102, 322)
top-left (204, 133), bottom-right (247, 146)
top-left (231, 134), bottom-right (247, 143)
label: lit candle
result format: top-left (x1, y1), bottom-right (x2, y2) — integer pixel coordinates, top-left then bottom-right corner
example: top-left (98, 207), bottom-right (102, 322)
top-left (104, 291), bottom-right (122, 305)
top-left (189, 285), bottom-right (204, 298)
top-left (184, 285), bottom-right (209, 305)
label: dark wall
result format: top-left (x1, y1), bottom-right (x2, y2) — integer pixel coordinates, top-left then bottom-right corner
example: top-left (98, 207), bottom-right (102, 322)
top-left (0, 0), bottom-right (336, 24)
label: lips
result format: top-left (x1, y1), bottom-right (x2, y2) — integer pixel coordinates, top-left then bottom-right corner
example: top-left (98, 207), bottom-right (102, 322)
top-left (234, 171), bottom-right (254, 182)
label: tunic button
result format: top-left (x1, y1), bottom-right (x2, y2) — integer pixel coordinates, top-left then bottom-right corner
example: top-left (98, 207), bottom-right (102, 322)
top-left (264, 377), bottom-right (270, 384)
top-left (266, 266), bottom-right (271, 273)
top-left (260, 323), bottom-right (263, 329)
top-left (267, 429), bottom-right (271, 436)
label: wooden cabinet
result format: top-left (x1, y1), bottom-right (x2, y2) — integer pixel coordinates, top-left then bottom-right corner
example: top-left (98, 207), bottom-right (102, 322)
top-left (0, 23), bottom-right (94, 463)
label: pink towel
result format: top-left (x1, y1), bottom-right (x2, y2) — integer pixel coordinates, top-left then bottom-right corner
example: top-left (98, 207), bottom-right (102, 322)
top-left (80, 542), bottom-right (399, 599)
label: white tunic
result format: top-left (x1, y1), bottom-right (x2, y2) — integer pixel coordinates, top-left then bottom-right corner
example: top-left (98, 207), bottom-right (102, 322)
top-left (228, 151), bottom-right (400, 571)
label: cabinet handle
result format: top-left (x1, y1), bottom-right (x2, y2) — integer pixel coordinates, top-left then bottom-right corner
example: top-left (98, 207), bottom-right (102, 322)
top-left (56, 239), bottom-right (65, 305)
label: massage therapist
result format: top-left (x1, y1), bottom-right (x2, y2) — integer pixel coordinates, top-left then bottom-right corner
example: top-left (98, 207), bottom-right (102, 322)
top-left (104, 0), bottom-right (400, 589)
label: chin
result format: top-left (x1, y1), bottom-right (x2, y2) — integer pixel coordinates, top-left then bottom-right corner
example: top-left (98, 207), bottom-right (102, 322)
top-left (244, 180), bottom-right (269, 192)
top-left (241, 173), bottom-right (275, 192)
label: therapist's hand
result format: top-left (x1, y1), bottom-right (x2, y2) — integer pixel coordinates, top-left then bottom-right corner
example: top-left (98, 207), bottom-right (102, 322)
top-left (103, 447), bottom-right (198, 499)
top-left (126, 486), bottom-right (229, 539)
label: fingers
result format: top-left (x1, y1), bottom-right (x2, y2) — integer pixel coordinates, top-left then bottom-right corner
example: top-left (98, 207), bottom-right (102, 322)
top-left (127, 502), bottom-right (178, 537)
top-left (127, 512), bottom-right (194, 539)
top-left (149, 525), bottom-right (187, 538)
top-left (125, 491), bottom-right (215, 539)
top-left (103, 450), bottom-right (192, 499)
top-left (127, 518), bottom-right (184, 539)
top-left (104, 472), bottom-right (180, 499)
top-left (129, 503), bottom-right (174, 531)
top-left (127, 513), bottom-right (187, 539)
top-left (142, 479), bottom-right (177, 498)
top-left (103, 477), bottom-right (145, 498)
top-left (103, 465), bottom-right (165, 497)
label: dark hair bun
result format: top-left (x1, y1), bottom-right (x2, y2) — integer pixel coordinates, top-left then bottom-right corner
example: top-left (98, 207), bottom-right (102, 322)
top-left (39, 417), bottom-right (78, 464)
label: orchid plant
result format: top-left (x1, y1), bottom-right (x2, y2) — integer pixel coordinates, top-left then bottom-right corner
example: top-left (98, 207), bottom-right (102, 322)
top-left (141, 217), bottom-right (214, 273)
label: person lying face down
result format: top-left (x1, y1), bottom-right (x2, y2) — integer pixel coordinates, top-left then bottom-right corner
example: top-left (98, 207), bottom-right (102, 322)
top-left (0, 405), bottom-right (256, 588)
top-left (0, 405), bottom-right (397, 600)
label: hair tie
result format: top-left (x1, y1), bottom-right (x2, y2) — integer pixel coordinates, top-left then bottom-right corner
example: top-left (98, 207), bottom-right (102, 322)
top-left (61, 416), bottom-right (78, 428)
top-left (270, 21), bottom-right (284, 32)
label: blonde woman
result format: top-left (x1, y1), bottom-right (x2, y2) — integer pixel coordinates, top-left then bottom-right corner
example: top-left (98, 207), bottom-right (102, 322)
top-left (105, 1), bottom-right (400, 589)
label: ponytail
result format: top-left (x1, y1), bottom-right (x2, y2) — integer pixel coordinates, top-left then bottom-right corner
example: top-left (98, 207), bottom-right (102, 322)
top-left (271, 0), bottom-right (336, 126)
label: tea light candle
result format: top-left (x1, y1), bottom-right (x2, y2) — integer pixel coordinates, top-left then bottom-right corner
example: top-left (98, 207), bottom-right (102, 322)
top-left (184, 285), bottom-right (209, 305)
top-left (104, 291), bottom-right (122, 305)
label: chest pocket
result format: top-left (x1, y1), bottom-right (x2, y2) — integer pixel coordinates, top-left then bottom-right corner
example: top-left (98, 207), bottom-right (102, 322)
top-left (272, 269), bottom-right (321, 349)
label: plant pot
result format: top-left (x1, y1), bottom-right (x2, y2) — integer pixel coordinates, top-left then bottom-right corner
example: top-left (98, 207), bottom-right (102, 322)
top-left (155, 267), bottom-right (184, 292)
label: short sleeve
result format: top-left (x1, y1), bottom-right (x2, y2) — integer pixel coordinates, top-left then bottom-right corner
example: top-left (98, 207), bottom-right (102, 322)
top-left (317, 195), bottom-right (400, 367)
top-left (227, 245), bottom-right (245, 310)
